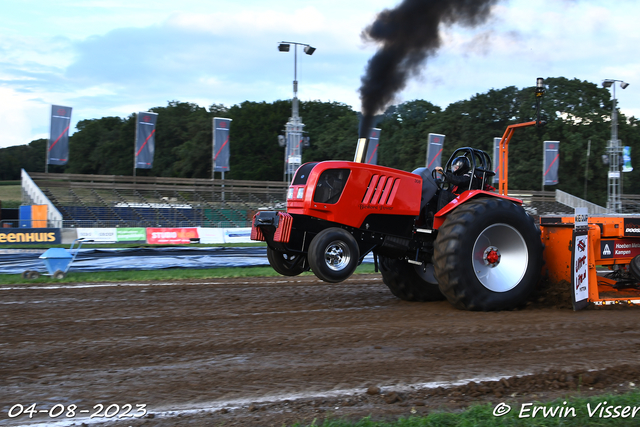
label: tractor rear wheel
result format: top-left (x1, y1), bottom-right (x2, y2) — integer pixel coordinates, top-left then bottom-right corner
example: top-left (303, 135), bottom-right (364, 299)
top-left (308, 228), bottom-right (359, 283)
top-left (433, 197), bottom-right (542, 311)
top-left (379, 256), bottom-right (445, 301)
top-left (267, 247), bottom-right (306, 276)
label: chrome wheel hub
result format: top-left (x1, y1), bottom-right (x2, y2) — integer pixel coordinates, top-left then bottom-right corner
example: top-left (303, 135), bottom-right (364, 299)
top-left (324, 241), bottom-right (350, 271)
top-left (473, 224), bottom-right (528, 292)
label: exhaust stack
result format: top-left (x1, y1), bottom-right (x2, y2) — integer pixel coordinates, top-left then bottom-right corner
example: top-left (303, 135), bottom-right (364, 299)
top-left (354, 137), bottom-right (369, 163)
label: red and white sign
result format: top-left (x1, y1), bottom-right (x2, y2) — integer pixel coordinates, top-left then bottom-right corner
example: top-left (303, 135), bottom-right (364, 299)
top-left (146, 228), bottom-right (199, 244)
top-left (574, 234), bottom-right (589, 301)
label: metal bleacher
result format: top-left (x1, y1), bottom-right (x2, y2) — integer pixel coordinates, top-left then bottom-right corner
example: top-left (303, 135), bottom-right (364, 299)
top-left (27, 171), bottom-right (635, 229)
top-left (27, 172), bottom-right (289, 228)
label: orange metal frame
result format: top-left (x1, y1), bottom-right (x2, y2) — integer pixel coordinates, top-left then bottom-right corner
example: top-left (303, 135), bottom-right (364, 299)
top-left (540, 216), bottom-right (640, 306)
top-left (497, 121), bottom-right (537, 196)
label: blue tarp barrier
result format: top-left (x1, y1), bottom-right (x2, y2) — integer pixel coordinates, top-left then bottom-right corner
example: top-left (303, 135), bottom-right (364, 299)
top-left (0, 247), bottom-right (374, 275)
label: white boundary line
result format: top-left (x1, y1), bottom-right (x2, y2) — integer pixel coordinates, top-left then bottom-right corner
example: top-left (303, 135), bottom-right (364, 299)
top-left (7, 372), bottom-right (527, 426)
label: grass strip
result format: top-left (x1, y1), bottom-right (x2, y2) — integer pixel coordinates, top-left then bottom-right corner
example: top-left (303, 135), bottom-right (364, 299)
top-left (294, 390), bottom-right (640, 427)
top-left (0, 263), bottom-right (377, 284)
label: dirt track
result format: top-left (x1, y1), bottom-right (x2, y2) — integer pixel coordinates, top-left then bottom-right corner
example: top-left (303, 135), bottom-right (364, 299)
top-left (2, 274), bottom-right (640, 426)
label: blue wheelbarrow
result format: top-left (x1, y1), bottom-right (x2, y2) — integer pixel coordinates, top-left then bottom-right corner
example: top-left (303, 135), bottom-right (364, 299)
top-left (22, 238), bottom-right (92, 280)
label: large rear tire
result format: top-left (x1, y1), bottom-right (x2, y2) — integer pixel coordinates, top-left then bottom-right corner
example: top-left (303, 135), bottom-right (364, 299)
top-left (308, 228), bottom-right (359, 283)
top-left (379, 256), bottom-right (445, 301)
top-left (433, 197), bottom-right (542, 311)
top-left (267, 247), bottom-right (306, 276)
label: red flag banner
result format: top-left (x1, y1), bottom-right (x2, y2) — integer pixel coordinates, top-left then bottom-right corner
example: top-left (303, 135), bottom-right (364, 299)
top-left (213, 117), bottom-right (232, 172)
top-left (544, 141), bottom-right (560, 185)
top-left (48, 105), bottom-right (72, 165)
top-left (426, 133), bottom-right (444, 169)
top-left (135, 112), bottom-right (158, 169)
top-left (365, 128), bottom-right (381, 165)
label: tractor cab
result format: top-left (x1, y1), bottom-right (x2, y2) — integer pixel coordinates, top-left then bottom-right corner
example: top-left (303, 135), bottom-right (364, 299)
top-left (438, 147), bottom-right (495, 193)
top-left (413, 147), bottom-right (497, 227)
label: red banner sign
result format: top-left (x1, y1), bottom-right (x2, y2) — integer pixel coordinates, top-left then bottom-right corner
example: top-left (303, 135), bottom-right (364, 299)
top-left (146, 228), bottom-right (198, 244)
top-left (600, 239), bottom-right (640, 259)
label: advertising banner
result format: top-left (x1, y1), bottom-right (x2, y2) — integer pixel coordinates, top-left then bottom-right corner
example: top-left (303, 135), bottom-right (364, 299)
top-left (426, 133), bottom-right (444, 169)
top-left (48, 105), bottom-right (72, 165)
top-left (213, 117), bottom-right (232, 172)
top-left (223, 227), bottom-right (253, 244)
top-left (77, 228), bottom-right (117, 243)
top-left (599, 239), bottom-right (640, 259)
top-left (146, 227), bottom-right (198, 244)
top-left (116, 228), bottom-right (147, 242)
top-left (623, 146), bottom-right (633, 172)
top-left (0, 228), bottom-right (60, 244)
top-left (572, 208), bottom-right (589, 310)
top-left (543, 141), bottom-right (560, 185)
top-left (197, 228), bottom-right (225, 244)
top-left (624, 218), bottom-right (640, 237)
top-left (365, 128), bottom-right (381, 165)
top-left (135, 112), bottom-right (158, 169)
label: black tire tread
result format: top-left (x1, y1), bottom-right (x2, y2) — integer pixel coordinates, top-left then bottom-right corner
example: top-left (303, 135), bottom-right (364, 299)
top-left (433, 198), bottom-right (542, 311)
top-left (267, 247), bottom-right (305, 277)
top-left (308, 228), bottom-right (359, 283)
top-left (379, 256), bottom-right (445, 302)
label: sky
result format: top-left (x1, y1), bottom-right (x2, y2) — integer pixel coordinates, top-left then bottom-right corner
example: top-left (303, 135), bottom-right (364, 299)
top-left (1, 0), bottom-right (639, 148)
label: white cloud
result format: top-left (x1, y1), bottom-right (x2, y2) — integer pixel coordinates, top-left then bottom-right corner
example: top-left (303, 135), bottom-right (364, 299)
top-left (0, 88), bottom-right (49, 146)
top-left (2, 0), bottom-right (640, 149)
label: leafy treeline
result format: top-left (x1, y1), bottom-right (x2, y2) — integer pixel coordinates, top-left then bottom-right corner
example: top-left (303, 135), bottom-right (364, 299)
top-left (1, 77), bottom-right (638, 206)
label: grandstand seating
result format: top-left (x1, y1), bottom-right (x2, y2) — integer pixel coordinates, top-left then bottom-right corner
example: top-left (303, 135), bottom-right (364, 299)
top-left (27, 172), bottom-right (632, 229)
top-left (28, 173), bottom-right (288, 228)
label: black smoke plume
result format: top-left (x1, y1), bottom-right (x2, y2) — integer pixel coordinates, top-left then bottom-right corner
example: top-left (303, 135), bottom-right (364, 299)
top-left (359, 0), bottom-right (499, 137)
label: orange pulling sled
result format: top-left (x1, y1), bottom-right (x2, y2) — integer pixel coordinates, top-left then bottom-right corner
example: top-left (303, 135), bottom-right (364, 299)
top-left (540, 215), bottom-right (640, 307)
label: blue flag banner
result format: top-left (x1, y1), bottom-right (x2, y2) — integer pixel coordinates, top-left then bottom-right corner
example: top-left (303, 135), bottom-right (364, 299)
top-left (426, 133), bottom-right (444, 169)
top-left (365, 128), bottom-right (381, 165)
top-left (135, 112), bottom-right (158, 169)
top-left (544, 140), bottom-right (560, 185)
top-left (48, 105), bottom-right (72, 165)
top-left (213, 117), bottom-right (232, 172)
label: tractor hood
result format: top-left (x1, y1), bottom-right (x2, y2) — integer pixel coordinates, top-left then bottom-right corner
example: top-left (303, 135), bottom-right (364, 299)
top-left (286, 161), bottom-right (422, 229)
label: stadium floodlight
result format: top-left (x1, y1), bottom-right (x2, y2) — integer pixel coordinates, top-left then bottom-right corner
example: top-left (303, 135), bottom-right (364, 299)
top-left (278, 41), bottom-right (316, 183)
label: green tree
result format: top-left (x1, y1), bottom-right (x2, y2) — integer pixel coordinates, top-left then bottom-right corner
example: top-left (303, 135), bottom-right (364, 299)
top-left (300, 101), bottom-right (359, 162)
top-left (377, 100), bottom-right (442, 171)
top-left (148, 101), bottom-right (212, 177)
top-left (226, 100), bottom-right (290, 181)
top-left (66, 116), bottom-right (130, 175)
top-left (0, 139), bottom-right (47, 180)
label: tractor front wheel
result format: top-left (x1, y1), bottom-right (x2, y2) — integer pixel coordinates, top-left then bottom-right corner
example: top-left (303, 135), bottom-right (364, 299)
top-left (433, 197), bottom-right (542, 311)
top-left (308, 228), bottom-right (359, 283)
top-left (379, 256), bottom-right (445, 301)
top-left (267, 247), bottom-right (306, 276)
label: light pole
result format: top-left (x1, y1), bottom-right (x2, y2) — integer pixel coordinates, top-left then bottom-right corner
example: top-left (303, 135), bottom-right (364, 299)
top-left (602, 79), bottom-right (629, 213)
top-left (278, 41), bottom-right (315, 183)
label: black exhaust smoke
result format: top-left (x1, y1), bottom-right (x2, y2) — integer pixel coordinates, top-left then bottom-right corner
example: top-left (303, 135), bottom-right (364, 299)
top-left (358, 0), bottom-right (499, 140)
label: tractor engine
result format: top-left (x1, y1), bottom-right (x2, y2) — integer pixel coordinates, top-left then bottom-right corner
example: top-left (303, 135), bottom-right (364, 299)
top-left (252, 160), bottom-right (428, 268)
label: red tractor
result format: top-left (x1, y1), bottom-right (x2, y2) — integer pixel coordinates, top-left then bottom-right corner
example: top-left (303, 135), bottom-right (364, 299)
top-left (252, 86), bottom-right (545, 311)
